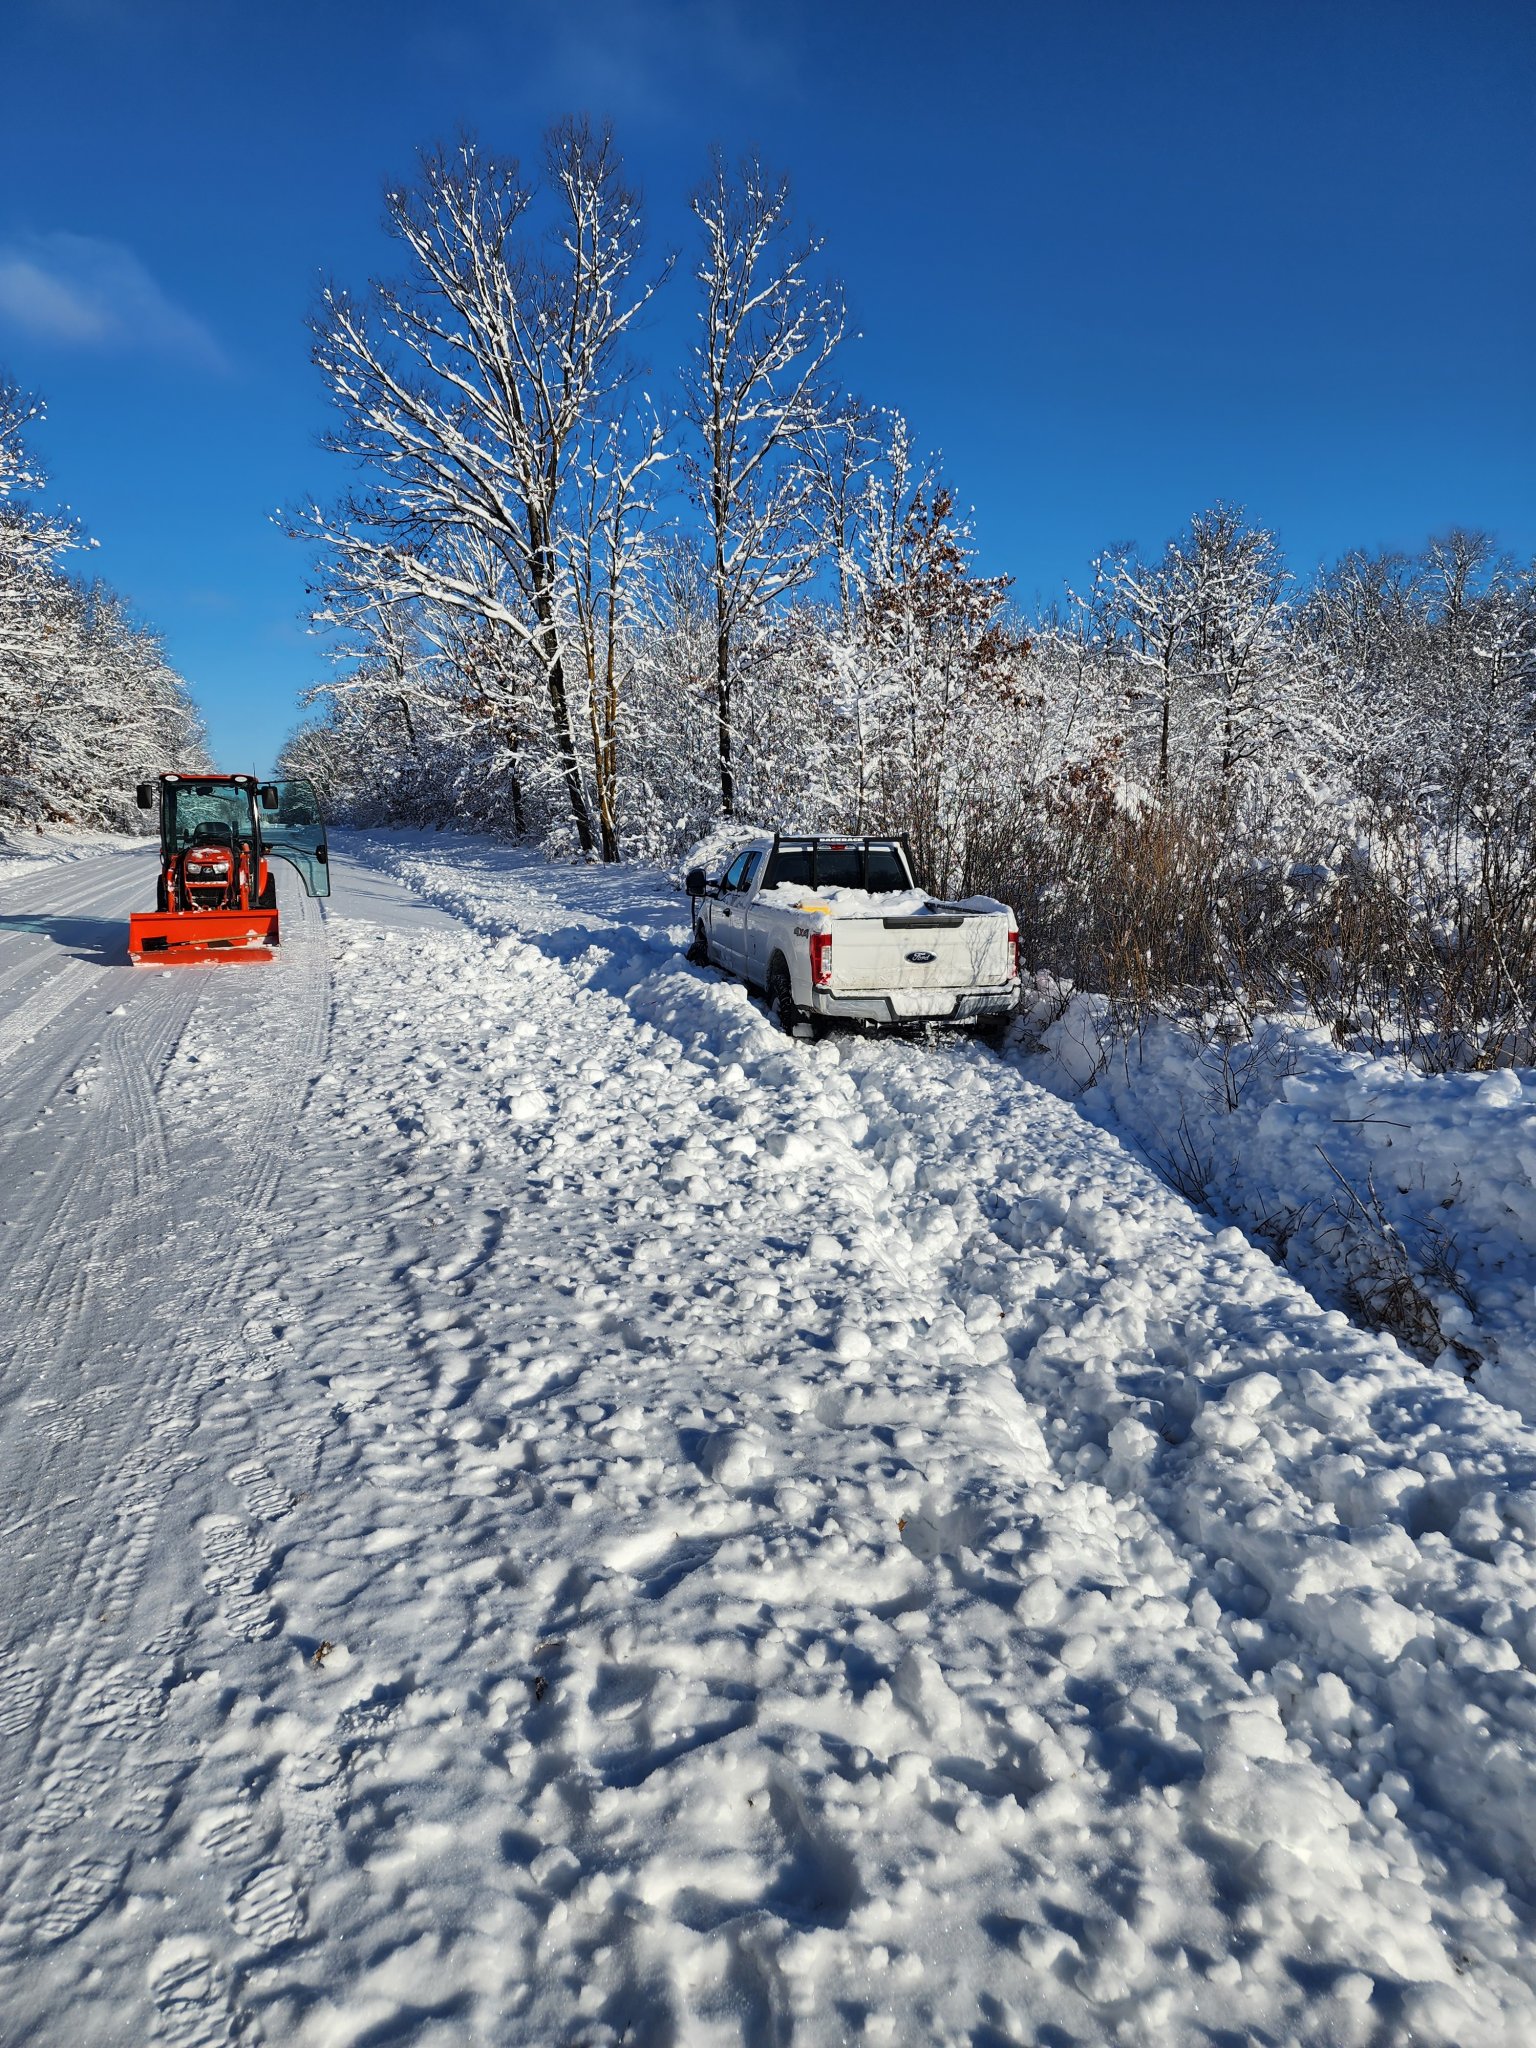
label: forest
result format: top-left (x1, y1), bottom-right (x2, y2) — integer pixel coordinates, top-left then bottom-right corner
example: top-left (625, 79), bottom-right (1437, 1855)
top-left (277, 123), bottom-right (1536, 1073)
top-left (0, 377), bottom-right (206, 832)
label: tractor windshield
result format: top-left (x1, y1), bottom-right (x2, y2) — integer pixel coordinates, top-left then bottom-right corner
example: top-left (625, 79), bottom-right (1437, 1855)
top-left (165, 782), bottom-right (256, 857)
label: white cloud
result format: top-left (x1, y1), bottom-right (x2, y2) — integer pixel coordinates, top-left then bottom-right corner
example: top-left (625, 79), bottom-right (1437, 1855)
top-left (0, 231), bottom-right (228, 370)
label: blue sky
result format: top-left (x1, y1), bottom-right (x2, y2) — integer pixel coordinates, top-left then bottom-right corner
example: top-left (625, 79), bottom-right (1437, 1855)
top-left (2, 0), bottom-right (1532, 771)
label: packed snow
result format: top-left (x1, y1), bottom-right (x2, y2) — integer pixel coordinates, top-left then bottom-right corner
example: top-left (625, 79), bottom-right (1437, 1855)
top-left (4, 834), bottom-right (1536, 2046)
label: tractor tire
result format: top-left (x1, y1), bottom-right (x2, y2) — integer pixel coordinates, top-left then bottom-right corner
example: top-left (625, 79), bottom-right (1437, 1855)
top-left (769, 956), bottom-right (820, 1041)
top-left (156, 876), bottom-right (169, 913)
top-left (258, 875), bottom-right (277, 910)
top-left (686, 919), bottom-right (710, 966)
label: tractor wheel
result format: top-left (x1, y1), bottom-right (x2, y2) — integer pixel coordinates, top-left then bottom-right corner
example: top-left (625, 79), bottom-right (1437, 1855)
top-left (769, 956), bottom-right (820, 1041)
top-left (258, 874), bottom-right (277, 910)
top-left (686, 919), bottom-right (710, 966)
top-left (156, 876), bottom-right (169, 913)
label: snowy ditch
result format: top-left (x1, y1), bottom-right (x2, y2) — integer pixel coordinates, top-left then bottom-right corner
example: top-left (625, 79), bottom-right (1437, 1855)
top-left (1026, 987), bottom-right (1536, 1419)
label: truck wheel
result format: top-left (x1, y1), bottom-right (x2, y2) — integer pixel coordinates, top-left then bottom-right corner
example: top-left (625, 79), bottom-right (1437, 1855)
top-left (686, 919), bottom-right (710, 966)
top-left (769, 957), bottom-right (820, 1041)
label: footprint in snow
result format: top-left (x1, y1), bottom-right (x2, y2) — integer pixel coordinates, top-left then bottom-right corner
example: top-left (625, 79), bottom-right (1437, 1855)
top-left (198, 1516), bottom-right (281, 1643)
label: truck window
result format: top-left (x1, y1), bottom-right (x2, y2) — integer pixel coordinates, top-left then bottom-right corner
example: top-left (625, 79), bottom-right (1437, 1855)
top-left (865, 847), bottom-right (910, 890)
top-left (764, 847), bottom-right (813, 889)
top-left (816, 847), bottom-right (864, 889)
top-left (737, 851), bottom-right (762, 893)
top-left (722, 851), bottom-right (753, 891)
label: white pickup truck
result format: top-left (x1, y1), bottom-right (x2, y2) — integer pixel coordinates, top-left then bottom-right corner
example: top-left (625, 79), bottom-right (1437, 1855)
top-left (685, 833), bottom-right (1020, 1038)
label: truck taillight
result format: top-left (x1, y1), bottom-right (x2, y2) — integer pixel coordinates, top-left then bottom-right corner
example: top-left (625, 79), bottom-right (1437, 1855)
top-left (1008, 927), bottom-right (1019, 980)
top-left (810, 932), bottom-right (832, 988)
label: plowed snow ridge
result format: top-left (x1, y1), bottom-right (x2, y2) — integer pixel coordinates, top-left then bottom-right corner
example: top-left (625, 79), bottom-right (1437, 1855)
top-left (1, 834), bottom-right (1535, 2048)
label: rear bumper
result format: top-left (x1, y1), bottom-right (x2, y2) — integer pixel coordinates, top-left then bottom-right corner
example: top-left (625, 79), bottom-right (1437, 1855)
top-left (128, 908), bottom-right (280, 963)
top-left (808, 985), bottom-right (1019, 1027)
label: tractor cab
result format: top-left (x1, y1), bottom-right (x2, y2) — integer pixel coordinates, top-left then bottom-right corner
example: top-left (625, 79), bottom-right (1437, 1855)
top-left (128, 772), bottom-right (330, 964)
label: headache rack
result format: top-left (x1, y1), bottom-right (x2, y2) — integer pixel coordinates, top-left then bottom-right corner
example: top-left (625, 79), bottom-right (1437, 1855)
top-left (763, 833), bottom-right (916, 892)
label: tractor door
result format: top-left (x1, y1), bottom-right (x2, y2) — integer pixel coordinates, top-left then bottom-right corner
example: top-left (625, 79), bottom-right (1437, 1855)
top-left (258, 779), bottom-right (331, 897)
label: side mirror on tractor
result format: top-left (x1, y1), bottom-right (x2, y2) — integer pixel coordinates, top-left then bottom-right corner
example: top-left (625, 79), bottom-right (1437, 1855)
top-left (258, 784), bottom-right (280, 809)
top-left (136, 783), bottom-right (154, 809)
top-left (685, 867), bottom-right (706, 899)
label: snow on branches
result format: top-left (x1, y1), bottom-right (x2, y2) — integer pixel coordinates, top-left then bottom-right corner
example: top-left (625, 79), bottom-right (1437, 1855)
top-left (0, 374), bottom-right (206, 835)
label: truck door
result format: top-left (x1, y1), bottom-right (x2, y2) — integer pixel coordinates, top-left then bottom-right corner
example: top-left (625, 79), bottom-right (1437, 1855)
top-left (259, 778), bottom-right (331, 898)
top-left (740, 856), bottom-right (776, 987)
top-left (713, 849), bottom-right (759, 973)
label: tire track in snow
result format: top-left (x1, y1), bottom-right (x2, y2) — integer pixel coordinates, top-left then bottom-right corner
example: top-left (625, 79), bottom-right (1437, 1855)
top-left (0, 866), bottom-right (333, 2034)
top-left (0, 849), bottom-right (146, 941)
top-left (0, 858), bottom-right (166, 1117)
top-left (0, 957), bottom-right (107, 1068)
top-left (0, 937), bottom-right (195, 1971)
top-left (0, 971), bottom-right (200, 1372)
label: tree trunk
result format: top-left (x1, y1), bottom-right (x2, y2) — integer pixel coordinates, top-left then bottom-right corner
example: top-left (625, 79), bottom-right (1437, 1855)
top-left (507, 729), bottom-right (532, 839)
top-left (585, 626), bottom-right (621, 863)
top-left (527, 516), bottom-right (595, 854)
top-left (715, 602), bottom-right (734, 817)
top-left (599, 617), bottom-right (620, 863)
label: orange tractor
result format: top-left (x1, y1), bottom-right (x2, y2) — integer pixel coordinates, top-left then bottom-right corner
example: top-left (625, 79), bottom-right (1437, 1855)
top-left (128, 772), bottom-right (330, 964)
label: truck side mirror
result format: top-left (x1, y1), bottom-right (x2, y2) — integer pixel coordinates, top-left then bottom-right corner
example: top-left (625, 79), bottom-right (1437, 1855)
top-left (685, 867), bottom-right (706, 898)
top-left (258, 784), bottom-right (279, 809)
top-left (136, 783), bottom-right (154, 809)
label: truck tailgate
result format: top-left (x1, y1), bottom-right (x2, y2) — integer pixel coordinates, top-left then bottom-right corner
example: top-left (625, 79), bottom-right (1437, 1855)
top-left (829, 913), bottom-right (1010, 993)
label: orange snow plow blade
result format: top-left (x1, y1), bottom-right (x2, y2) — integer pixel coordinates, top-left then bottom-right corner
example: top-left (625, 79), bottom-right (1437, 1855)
top-left (127, 908), bottom-right (281, 964)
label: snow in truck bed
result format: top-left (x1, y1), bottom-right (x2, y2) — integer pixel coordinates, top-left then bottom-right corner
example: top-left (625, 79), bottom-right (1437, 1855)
top-left (753, 884), bottom-right (1009, 917)
top-left (1, 830), bottom-right (1535, 2047)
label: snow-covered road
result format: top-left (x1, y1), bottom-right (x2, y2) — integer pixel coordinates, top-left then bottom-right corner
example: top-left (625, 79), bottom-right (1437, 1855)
top-left (4, 837), bottom-right (1536, 2047)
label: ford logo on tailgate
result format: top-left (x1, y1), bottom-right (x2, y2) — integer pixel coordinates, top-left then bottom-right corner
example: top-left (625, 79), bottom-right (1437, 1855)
top-left (905, 949), bottom-right (936, 964)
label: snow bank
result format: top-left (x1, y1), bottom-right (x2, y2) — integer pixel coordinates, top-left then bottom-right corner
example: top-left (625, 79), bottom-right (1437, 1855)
top-left (0, 823), bottom-right (144, 879)
top-left (1025, 988), bottom-right (1536, 1418)
top-left (678, 819), bottom-right (776, 886)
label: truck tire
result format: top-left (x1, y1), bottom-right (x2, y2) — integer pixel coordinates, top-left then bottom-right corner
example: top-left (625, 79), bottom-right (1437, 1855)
top-left (687, 918), bottom-right (710, 966)
top-left (769, 955), bottom-right (820, 1041)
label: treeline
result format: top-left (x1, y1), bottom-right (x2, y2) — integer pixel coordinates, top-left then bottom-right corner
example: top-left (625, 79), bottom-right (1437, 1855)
top-left (0, 375), bottom-right (206, 837)
top-left (282, 123), bottom-right (1536, 1070)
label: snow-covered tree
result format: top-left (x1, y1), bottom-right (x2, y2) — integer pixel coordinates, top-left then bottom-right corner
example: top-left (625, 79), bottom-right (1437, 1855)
top-left (682, 153), bottom-right (844, 815)
top-left (1, 374), bottom-right (206, 833)
top-left (301, 123), bottom-right (668, 856)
